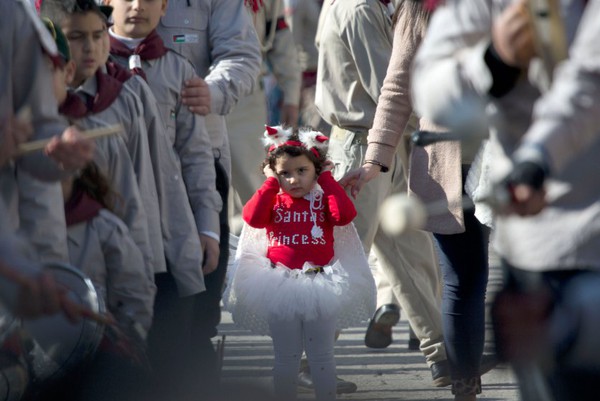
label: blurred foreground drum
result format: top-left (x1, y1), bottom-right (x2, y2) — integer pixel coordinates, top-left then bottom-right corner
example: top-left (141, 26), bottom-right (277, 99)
top-left (0, 304), bottom-right (27, 401)
top-left (20, 262), bottom-right (106, 383)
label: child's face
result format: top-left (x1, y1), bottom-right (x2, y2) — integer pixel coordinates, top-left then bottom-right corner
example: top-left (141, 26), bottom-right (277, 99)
top-left (107, 0), bottom-right (167, 39)
top-left (101, 32), bottom-right (110, 65)
top-left (274, 154), bottom-right (317, 199)
top-left (47, 58), bottom-right (76, 105)
top-left (61, 13), bottom-right (107, 86)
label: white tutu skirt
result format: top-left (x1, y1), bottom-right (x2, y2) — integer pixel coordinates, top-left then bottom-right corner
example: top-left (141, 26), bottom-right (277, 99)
top-left (224, 223), bottom-right (376, 336)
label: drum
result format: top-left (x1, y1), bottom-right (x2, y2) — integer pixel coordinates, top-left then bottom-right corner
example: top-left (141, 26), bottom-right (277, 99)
top-left (0, 304), bottom-right (27, 401)
top-left (0, 354), bottom-right (28, 401)
top-left (20, 262), bottom-right (106, 382)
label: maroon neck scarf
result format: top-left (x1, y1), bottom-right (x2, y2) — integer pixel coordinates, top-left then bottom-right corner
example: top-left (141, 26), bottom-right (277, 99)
top-left (106, 58), bottom-right (133, 83)
top-left (109, 29), bottom-right (168, 80)
top-left (59, 69), bottom-right (124, 118)
top-left (64, 188), bottom-right (104, 227)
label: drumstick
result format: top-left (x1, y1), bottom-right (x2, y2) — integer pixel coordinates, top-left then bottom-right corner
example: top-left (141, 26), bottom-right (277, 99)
top-left (526, 0), bottom-right (568, 85)
top-left (69, 300), bottom-right (116, 326)
top-left (16, 124), bottom-right (123, 156)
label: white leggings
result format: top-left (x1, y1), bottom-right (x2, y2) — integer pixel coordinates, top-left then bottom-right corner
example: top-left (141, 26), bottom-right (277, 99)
top-left (268, 314), bottom-right (337, 401)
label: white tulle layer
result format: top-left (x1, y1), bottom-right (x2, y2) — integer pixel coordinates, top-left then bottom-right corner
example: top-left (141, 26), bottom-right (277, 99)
top-left (224, 223), bottom-right (376, 336)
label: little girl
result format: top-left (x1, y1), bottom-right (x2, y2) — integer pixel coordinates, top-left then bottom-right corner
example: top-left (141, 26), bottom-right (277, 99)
top-left (225, 126), bottom-right (375, 401)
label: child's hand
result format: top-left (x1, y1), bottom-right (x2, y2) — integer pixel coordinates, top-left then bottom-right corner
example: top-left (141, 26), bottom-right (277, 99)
top-left (321, 160), bottom-right (335, 173)
top-left (263, 164), bottom-right (277, 178)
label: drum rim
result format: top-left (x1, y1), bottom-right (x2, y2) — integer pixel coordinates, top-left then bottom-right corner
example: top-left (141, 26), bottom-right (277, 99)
top-left (22, 262), bottom-right (107, 382)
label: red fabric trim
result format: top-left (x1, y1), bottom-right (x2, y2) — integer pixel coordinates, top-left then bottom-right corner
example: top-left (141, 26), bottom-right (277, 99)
top-left (276, 17), bottom-right (288, 31)
top-left (423, 0), bottom-right (444, 11)
top-left (245, 0), bottom-right (264, 13)
top-left (268, 140), bottom-right (323, 158)
top-left (268, 140), bottom-right (303, 152)
top-left (302, 70), bottom-right (318, 80)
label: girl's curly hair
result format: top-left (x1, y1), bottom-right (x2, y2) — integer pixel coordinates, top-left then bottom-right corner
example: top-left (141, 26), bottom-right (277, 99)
top-left (261, 133), bottom-right (328, 176)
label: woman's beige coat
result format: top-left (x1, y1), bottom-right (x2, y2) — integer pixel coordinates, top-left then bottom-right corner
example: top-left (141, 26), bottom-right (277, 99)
top-left (365, 4), bottom-right (464, 234)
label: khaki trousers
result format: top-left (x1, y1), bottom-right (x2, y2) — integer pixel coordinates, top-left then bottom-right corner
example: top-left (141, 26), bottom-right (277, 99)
top-left (329, 127), bottom-right (446, 365)
top-left (225, 88), bottom-right (269, 205)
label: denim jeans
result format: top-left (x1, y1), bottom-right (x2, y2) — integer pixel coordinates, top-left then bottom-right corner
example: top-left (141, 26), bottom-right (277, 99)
top-left (434, 166), bottom-right (490, 380)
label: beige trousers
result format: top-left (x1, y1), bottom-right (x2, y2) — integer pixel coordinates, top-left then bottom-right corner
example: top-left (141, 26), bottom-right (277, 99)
top-left (329, 127), bottom-right (446, 365)
top-left (225, 88), bottom-right (269, 205)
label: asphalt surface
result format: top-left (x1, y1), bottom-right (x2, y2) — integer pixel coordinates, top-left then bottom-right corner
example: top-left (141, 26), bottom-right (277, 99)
top-left (217, 260), bottom-right (520, 400)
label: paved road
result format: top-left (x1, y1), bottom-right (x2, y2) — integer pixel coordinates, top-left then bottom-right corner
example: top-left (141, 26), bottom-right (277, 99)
top-left (217, 259), bottom-right (520, 401)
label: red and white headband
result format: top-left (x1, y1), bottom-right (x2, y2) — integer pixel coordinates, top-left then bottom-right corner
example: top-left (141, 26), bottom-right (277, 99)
top-left (262, 125), bottom-right (329, 158)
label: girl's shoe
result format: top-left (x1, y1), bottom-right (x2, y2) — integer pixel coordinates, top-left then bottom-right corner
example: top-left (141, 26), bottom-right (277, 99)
top-left (297, 368), bottom-right (357, 394)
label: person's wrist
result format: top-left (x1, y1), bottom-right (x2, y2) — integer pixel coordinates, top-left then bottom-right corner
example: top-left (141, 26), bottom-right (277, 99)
top-left (364, 160), bottom-right (386, 173)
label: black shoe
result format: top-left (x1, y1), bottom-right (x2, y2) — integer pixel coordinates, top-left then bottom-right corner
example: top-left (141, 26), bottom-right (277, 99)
top-left (431, 360), bottom-right (452, 387)
top-left (297, 370), bottom-right (358, 394)
top-left (364, 304), bottom-right (400, 349)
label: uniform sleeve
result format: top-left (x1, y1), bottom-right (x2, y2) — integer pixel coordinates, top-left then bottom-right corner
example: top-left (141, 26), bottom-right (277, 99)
top-left (10, 1), bottom-right (68, 181)
top-left (175, 65), bottom-right (222, 235)
top-left (516, 0), bottom-right (600, 175)
top-left (285, 0), bottom-right (303, 49)
top-left (16, 169), bottom-right (69, 263)
top-left (125, 78), bottom-right (204, 278)
top-left (411, 1), bottom-right (494, 129)
top-left (242, 177), bottom-right (280, 228)
top-left (93, 135), bottom-right (155, 282)
top-left (0, 225), bottom-right (43, 314)
top-left (126, 77), bottom-right (171, 190)
top-left (265, 7), bottom-right (302, 107)
top-left (205, 0), bottom-right (262, 115)
top-left (118, 85), bottom-right (166, 273)
top-left (98, 210), bottom-right (155, 333)
top-left (317, 171), bottom-right (356, 225)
